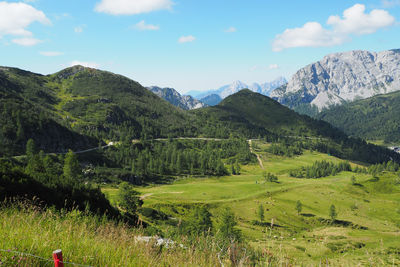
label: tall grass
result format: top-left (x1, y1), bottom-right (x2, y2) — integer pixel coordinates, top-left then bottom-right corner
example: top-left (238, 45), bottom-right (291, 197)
top-left (0, 200), bottom-right (242, 267)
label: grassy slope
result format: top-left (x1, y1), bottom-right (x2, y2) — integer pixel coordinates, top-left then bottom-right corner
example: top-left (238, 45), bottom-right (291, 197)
top-left (318, 90), bottom-right (400, 144)
top-left (111, 141), bottom-right (400, 265)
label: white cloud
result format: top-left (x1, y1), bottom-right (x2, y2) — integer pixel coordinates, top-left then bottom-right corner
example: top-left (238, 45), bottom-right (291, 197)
top-left (273, 22), bottom-right (345, 51)
top-left (12, 37), bottom-right (42, 46)
top-left (95, 0), bottom-right (173, 15)
top-left (74, 26), bottom-right (84, 33)
top-left (178, 35), bottom-right (196, 43)
top-left (327, 4), bottom-right (395, 35)
top-left (273, 4), bottom-right (395, 52)
top-left (70, 61), bottom-right (100, 69)
top-left (0, 2), bottom-right (50, 46)
top-left (269, 64), bottom-right (279, 70)
top-left (134, 20), bottom-right (159, 31)
top-left (225, 26), bottom-right (237, 33)
top-left (40, 51), bottom-right (63, 56)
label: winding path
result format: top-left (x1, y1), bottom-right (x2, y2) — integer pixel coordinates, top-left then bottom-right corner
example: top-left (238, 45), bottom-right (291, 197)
top-left (248, 139), bottom-right (264, 170)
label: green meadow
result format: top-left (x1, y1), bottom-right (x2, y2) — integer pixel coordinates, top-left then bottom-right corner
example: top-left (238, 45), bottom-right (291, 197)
top-left (102, 141), bottom-right (400, 265)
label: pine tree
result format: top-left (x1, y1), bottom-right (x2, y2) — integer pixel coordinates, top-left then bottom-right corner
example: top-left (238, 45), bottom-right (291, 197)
top-left (235, 160), bottom-right (241, 175)
top-left (216, 208), bottom-right (241, 242)
top-left (63, 150), bottom-right (81, 180)
top-left (25, 139), bottom-right (43, 176)
top-left (231, 164), bottom-right (236, 175)
top-left (296, 200), bottom-right (302, 215)
top-left (329, 204), bottom-right (337, 222)
top-left (258, 204), bottom-right (265, 222)
top-left (26, 139), bottom-right (37, 159)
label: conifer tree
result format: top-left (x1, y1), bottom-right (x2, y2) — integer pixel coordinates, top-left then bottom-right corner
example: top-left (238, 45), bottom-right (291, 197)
top-left (296, 200), bottom-right (302, 215)
top-left (258, 204), bottom-right (265, 222)
top-left (63, 150), bottom-right (81, 180)
top-left (329, 204), bottom-right (337, 222)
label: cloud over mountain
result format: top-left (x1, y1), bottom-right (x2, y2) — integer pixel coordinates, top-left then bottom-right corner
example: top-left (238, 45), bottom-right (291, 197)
top-left (273, 4), bottom-right (395, 51)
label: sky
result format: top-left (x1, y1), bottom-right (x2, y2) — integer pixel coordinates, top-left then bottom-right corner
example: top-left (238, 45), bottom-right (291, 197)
top-left (0, 0), bottom-right (399, 94)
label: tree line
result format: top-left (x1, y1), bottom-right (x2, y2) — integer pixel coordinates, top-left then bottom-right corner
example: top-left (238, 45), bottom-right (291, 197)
top-left (289, 160), bottom-right (353, 178)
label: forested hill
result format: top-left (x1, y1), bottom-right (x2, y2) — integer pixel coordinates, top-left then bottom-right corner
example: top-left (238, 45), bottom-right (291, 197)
top-left (318, 90), bottom-right (400, 144)
top-left (193, 90), bottom-right (400, 164)
top-left (194, 89), bottom-right (346, 138)
top-left (0, 66), bottom-right (195, 156)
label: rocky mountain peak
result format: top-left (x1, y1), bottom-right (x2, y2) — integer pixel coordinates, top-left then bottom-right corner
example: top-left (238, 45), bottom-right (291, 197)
top-left (271, 49), bottom-right (400, 111)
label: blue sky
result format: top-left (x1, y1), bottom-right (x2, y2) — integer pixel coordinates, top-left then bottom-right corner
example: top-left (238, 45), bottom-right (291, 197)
top-left (0, 0), bottom-right (399, 93)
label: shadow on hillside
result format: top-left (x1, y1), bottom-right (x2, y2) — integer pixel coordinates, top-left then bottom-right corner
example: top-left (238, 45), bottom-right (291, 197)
top-left (301, 213), bottom-right (315, 217)
top-left (317, 218), bottom-right (368, 230)
top-left (143, 175), bottom-right (175, 185)
top-left (251, 220), bottom-right (283, 228)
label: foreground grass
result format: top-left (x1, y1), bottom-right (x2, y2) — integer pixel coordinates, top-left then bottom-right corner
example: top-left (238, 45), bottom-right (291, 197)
top-left (0, 204), bottom-right (229, 267)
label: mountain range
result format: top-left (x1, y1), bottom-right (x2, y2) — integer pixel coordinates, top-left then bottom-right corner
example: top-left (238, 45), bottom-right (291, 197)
top-left (1, 64), bottom-right (396, 164)
top-left (271, 49), bottom-right (400, 112)
top-left (189, 77), bottom-right (287, 101)
top-left (147, 86), bottom-right (206, 110)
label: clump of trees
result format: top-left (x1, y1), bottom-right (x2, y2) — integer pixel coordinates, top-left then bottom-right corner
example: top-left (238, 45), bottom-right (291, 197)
top-left (368, 161), bottom-right (400, 177)
top-left (263, 171), bottom-right (278, 182)
top-left (268, 141), bottom-right (303, 157)
top-left (104, 139), bottom-right (256, 181)
top-left (289, 160), bottom-right (352, 178)
top-left (180, 206), bottom-right (241, 244)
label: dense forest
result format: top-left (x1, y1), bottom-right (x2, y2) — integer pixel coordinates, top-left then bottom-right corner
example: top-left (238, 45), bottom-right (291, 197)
top-left (318, 90), bottom-right (400, 143)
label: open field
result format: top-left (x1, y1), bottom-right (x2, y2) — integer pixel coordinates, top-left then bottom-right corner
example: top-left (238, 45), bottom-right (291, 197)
top-left (101, 141), bottom-right (400, 265)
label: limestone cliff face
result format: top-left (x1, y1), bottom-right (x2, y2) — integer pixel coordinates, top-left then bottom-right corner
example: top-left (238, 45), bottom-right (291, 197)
top-left (271, 49), bottom-right (400, 110)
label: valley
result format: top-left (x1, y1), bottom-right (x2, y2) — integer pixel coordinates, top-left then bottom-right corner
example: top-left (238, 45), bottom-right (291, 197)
top-left (1, 63), bottom-right (400, 266)
top-left (101, 140), bottom-right (400, 265)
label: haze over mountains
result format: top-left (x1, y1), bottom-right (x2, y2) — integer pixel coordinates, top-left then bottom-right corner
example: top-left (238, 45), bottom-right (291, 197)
top-left (189, 77), bottom-right (287, 100)
top-left (271, 49), bottom-right (400, 112)
top-left (148, 77), bottom-right (287, 109)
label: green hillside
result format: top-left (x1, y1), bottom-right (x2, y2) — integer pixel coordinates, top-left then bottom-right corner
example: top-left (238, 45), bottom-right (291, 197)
top-left (318, 90), bottom-right (400, 144)
top-left (0, 66), bottom-right (194, 156)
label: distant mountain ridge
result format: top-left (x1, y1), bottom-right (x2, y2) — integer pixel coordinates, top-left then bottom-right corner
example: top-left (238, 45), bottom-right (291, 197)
top-left (147, 86), bottom-right (206, 110)
top-left (188, 77), bottom-right (287, 104)
top-left (199, 94), bottom-right (222, 106)
top-left (271, 49), bottom-right (400, 112)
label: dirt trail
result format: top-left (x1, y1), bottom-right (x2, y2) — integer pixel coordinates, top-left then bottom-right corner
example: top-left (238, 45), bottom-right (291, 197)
top-left (248, 139), bottom-right (264, 170)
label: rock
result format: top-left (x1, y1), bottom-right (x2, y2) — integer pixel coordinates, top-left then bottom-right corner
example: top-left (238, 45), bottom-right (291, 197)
top-left (271, 49), bottom-right (400, 110)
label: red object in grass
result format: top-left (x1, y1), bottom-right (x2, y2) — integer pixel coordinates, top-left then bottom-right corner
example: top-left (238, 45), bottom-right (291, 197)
top-left (53, 249), bottom-right (64, 267)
